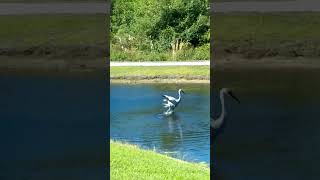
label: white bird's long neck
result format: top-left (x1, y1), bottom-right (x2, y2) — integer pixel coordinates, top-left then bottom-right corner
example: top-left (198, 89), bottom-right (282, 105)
top-left (212, 91), bottom-right (226, 129)
top-left (220, 92), bottom-right (226, 119)
top-left (177, 91), bottom-right (181, 101)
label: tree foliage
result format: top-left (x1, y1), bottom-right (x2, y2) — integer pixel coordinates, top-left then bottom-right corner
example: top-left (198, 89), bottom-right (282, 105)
top-left (111, 0), bottom-right (209, 52)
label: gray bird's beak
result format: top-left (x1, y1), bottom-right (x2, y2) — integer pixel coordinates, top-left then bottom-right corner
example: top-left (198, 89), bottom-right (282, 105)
top-left (228, 91), bottom-right (240, 104)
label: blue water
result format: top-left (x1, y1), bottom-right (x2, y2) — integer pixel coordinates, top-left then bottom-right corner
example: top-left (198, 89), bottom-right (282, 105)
top-left (0, 71), bottom-right (107, 180)
top-left (213, 68), bottom-right (320, 179)
top-left (110, 83), bottom-right (210, 164)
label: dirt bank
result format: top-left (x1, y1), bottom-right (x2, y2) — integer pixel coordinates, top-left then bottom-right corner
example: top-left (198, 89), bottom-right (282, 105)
top-left (213, 41), bottom-right (320, 60)
top-left (0, 56), bottom-right (106, 72)
top-left (213, 56), bottom-right (320, 70)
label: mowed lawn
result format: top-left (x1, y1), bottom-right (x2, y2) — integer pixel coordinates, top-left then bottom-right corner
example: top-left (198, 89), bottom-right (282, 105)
top-left (0, 15), bottom-right (106, 49)
top-left (213, 12), bottom-right (320, 42)
top-left (110, 141), bottom-right (210, 180)
top-left (110, 66), bottom-right (210, 78)
top-left (0, 0), bottom-right (104, 2)
top-left (213, 12), bottom-right (320, 58)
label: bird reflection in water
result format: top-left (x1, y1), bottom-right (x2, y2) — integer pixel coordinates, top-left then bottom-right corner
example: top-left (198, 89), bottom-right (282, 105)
top-left (164, 113), bottom-right (183, 141)
top-left (155, 112), bottom-right (183, 141)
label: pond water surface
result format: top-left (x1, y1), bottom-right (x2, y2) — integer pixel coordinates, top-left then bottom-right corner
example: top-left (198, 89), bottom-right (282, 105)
top-left (110, 83), bottom-right (210, 164)
top-left (5, 68), bottom-right (317, 178)
top-left (212, 68), bottom-right (320, 180)
top-left (0, 71), bottom-right (107, 180)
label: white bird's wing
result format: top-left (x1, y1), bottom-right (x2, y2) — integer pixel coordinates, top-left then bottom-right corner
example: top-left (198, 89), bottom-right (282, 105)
top-left (162, 95), bottom-right (176, 102)
top-left (162, 100), bottom-right (175, 109)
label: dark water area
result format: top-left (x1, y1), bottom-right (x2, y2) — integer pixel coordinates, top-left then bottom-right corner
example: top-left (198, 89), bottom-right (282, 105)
top-left (212, 68), bottom-right (320, 180)
top-left (0, 71), bottom-right (107, 180)
top-left (110, 83), bottom-right (210, 164)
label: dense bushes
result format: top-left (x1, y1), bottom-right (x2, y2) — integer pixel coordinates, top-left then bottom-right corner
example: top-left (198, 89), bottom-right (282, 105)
top-left (111, 0), bottom-right (209, 61)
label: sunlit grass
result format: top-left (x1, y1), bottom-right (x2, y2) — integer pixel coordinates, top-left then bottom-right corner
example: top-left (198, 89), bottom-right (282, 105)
top-left (111, 44), bottom-right (210, 61)
top-left (0, 15), bottom-right (106, 47)
top-left (110, 66), bottom-right (210, 77)
top-left (213, 12), bottom-right (320, 58)
top-left (0, 0), bottom-right (104, 2)
top-left (214, 12), bottom-right (320, 42)
top-left (110, 141), bottom-right (210, 180)
top-left (110, 66), bottom-right (209, 78)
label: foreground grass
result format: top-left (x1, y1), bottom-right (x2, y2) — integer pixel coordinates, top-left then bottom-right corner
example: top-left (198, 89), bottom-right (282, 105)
top-left (213, 12), bottom-right (320, 58)
top-left (0, 15), bottom-right (106, 58)
top-left (110, 141), bottom-right (210, 180)
top-left (110, 66), bottom-right (209, 79)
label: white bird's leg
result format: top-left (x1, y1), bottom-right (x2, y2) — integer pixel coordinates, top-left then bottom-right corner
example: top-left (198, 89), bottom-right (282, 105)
top-left (166, 107), bottom-right (171, 114)
top-left (165, 105), bottom-right (174, 115)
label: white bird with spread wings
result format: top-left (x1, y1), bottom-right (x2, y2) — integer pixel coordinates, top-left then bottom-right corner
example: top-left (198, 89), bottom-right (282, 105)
top-left (162, 89), bottom-right (185, 115)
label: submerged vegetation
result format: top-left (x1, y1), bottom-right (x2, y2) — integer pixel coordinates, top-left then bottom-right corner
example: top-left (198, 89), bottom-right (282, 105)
top-left (111, 0), bottom-right (210, 61)
top-left (110, 141), bottom-right (210, 180)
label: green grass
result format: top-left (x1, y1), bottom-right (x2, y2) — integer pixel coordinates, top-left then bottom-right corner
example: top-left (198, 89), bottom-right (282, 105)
top-left (0, 0), bottom-right (104, 2)
top-left (214, 0), bottom-right (291, 1)
top-left (0, 15), bottom-right (106, 46)
top-left (110, 141), bottom-right (210, 180)
top-left (111, 44), bottom-right (210, 61)
top-left (110, 66), bottom-right (209, 79)
top-left (213, 12), bottom-right (320, 58)
top-left (0, 15), bottom-right (106, 57)
top-left (214, 12), bottom-right (320, 41)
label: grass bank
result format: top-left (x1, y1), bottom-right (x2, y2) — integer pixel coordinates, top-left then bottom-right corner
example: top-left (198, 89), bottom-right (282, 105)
top-left (111, 43), bottom-right (209, 61)
top-left (0, 15), bottom-right (106, 58)
top-left (0, 0), bottom-right (104, 2)
top-left (110, 141), bottom-right (210, 180)
top-left (110, 66), bottom-right (210, 83)
top-left (214, 0), bottom-right (290, 1)
top-left (213, 12), bottom-right (320, 59)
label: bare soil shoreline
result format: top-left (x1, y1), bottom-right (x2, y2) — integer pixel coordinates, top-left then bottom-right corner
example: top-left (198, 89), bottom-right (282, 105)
top-left (214, 56), bottom-right (320, 70)
top-left (0, 57), bottom-right (106, 71)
